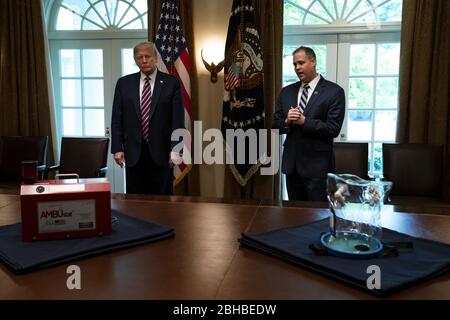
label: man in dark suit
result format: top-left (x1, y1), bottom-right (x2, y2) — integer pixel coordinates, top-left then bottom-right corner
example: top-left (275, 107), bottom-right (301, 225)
top-left (273, 46), bottom-right (345, 201)
top-left (111, 42), bottom-right (184, 195)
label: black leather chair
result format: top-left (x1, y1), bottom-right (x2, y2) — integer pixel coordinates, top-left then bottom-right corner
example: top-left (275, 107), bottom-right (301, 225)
top-left (0, 136), bottom-right (48, 191)
top-left (382, 143), bottom-right (446, 205)
top-left (45, 137), bottom-right (109, 179)
top-left (333, 142), bottom-right (369, 179)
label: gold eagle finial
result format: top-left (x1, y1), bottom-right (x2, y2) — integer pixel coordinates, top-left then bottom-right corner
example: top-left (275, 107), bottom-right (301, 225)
top-left (201, 49), bottom-right (224, 83)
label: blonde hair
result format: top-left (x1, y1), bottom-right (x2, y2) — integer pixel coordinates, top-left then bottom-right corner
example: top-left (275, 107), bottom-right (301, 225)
top-left (133, 41), bottom-right (157, 57)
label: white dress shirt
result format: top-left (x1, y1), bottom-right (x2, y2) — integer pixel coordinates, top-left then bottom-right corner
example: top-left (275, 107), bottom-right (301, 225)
top-left (139, 69), bottom-right (157, 102)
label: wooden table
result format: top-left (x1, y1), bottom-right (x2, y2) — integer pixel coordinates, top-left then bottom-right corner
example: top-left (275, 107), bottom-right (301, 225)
top-left (0, 194), bottom-right (449, 300)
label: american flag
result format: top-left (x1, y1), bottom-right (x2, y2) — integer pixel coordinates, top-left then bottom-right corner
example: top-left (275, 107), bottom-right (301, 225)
top-left (225, 63), bottom-right (241, 91)
top-left (155, 0), bottom-right (192, 186)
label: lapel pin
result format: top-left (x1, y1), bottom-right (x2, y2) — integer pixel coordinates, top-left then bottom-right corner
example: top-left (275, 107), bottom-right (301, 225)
top-left (314, 91), bottom-right (318, 95)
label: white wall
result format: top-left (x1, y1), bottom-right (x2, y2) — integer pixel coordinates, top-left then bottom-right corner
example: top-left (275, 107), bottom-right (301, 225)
top-left (193, 0), bottom-right (232, 198)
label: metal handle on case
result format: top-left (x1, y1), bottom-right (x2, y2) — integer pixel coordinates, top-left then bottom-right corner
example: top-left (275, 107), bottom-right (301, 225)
top-left (55, 173), bottom-right (80, 183)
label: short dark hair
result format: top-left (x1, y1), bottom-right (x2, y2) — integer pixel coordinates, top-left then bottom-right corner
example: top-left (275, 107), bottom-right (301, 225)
top-left (293, 46), bottom-right (316, 61)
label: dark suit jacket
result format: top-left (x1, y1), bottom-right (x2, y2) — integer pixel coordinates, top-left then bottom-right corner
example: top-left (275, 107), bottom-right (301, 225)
top-left (111, 70), bottom-right (184, 167)
top-left (272, 76), bottom-right (345, 178)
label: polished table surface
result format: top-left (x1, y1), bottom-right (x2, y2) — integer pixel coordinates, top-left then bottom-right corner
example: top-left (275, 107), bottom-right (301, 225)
top-left (0, 193), bottom-right (449, 300)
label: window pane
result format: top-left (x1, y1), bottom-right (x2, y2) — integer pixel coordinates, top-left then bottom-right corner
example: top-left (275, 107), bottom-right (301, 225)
top-left (115, 1), bottom-right (129, 25)
top-left (61, 79), bottom-right (81, 107)
top-left (94, 2), bottom-right (109, 25)
top-left (283, 0), bottom-right (402, 27)
top-left (378, 0), bottom-right (403, 22)
top-left (341, 0), bottom-right (360, 19)
top-left (105, 0), bottom-right (118, 23)
top-left (142, 13), bottom-right (148, 29)
top-left (304, 13), bottom-right (328, 25)
top-left (311, 45), bottom-right (327, 76)
top-left (283, 45), bottom-right (298, 86)
top-left (347, 110), bottom-right (373, 141)
top-left (373, 143), bottom-right (383, 173)
top-left (334, 0), bottom-right (346, 18)
top-left (56, 0), bottom-right (146, 30)
top-left (374, 111), bottom-right (397, 141)
top-left (84, 109), bottom-right (105, 136)
top-left (368, 142), bottom-right (373, 173)
top-left (297, 0), bottom-right (314, 7)
top-left (82, 49), bottom-right (103, 77)
top-left (377, 43), bottom-right (400, 75)
top-left (347, 0), bottom-right (373, 22)
top-left (63, 109), bottom-right (82, 135)
top-left (82, 20), bottom-right (102, 30)
top-left (350, 44), bottom-right (375, 75)
top-left (283, 2), bottom-right (305, 25)
top-left (376, 77), bottom-right (398, 109)
top-left (56, 7), bottom-right (81, 30)
top-left (121, 49), bottom-right (139, 76)
top-left (62, 0), bottom-right (90, 15)
top-left (351, 12), bottom-right (377, 24)
top-left (308, 1), bottom-right (333, 23)
top-left (134, 0), bottom-right (148, 14)
top-left (118, 8), bottom-right (139, 28)
top-left (349, 78), bottom-right (374, 108)
top-left (83, 80), bottom-right (104, 106)
top-left (85, 8), bottom-right (106, 28)
top-left (60, 49), bottom-right (80, 77)
top-left (122, 17), bottom-right (144, 30)
top-left (321, 0), bottom-right (339, 20)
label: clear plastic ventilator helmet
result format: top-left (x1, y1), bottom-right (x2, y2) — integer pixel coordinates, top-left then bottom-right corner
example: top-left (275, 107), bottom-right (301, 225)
top-left (321, 173), bottom-right (393, 259)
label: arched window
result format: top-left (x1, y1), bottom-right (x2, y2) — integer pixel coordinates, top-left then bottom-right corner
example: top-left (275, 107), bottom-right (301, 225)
top-left (284, 0), bottom-right (402, 26)
top-left (53, 0), bottom-right (147, 30)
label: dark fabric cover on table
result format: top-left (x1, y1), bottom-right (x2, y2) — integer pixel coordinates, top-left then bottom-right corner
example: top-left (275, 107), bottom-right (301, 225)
top-left (0, 210), bottom-right (174, 274)
top-left (240, 218), bottom-right (450, 297)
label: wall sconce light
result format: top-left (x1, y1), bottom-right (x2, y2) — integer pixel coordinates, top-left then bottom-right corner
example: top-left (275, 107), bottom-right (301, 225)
top-left (200, 49), bottom-right (224, 83)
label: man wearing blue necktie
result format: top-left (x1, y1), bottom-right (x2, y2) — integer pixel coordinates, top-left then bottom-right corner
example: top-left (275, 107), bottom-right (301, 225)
top-left (273, 46), bottom-right (345, 201)
top-left (111, 42), bottom-right (184, 195)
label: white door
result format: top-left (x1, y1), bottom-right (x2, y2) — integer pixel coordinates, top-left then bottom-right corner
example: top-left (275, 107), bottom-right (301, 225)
top-left (50, 38), bottom-right (144, 193)
top-left (337, 33), bottom-right (400, 175)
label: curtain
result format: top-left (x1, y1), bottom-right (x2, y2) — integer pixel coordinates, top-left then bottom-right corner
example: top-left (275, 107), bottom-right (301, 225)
top-left (0, 0), bottom-right (54, 160)
top-left (398, 0), bottom-right (450, 196)
top-left (223, 0), bottom-right (283, 200)
top-left (149, 0), bottom-right (200, 196)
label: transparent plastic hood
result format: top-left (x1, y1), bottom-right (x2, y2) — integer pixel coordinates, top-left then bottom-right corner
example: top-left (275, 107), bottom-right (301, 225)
top-left (327, 173), bottom-right (393, 240)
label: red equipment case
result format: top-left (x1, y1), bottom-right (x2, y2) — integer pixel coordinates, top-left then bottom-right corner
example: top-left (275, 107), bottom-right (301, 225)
top-left (20, 178), bottom-right (112, 241)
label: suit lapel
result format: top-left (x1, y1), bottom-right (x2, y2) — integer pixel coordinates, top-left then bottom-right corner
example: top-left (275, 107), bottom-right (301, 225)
top-left (132, 72), bottom-right (141, 120)
top-left (304, 76), bottom-right (325, 115)
top-left (148, 71), bottom-right (163, 123)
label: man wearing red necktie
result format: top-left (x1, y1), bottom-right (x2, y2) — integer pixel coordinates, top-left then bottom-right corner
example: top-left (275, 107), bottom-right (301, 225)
top-left (111, 42), bottom-right (184, 195)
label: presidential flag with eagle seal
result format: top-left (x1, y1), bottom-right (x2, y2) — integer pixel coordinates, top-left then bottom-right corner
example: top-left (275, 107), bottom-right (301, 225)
top-left (222, 0), bottom-right (265, 187)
